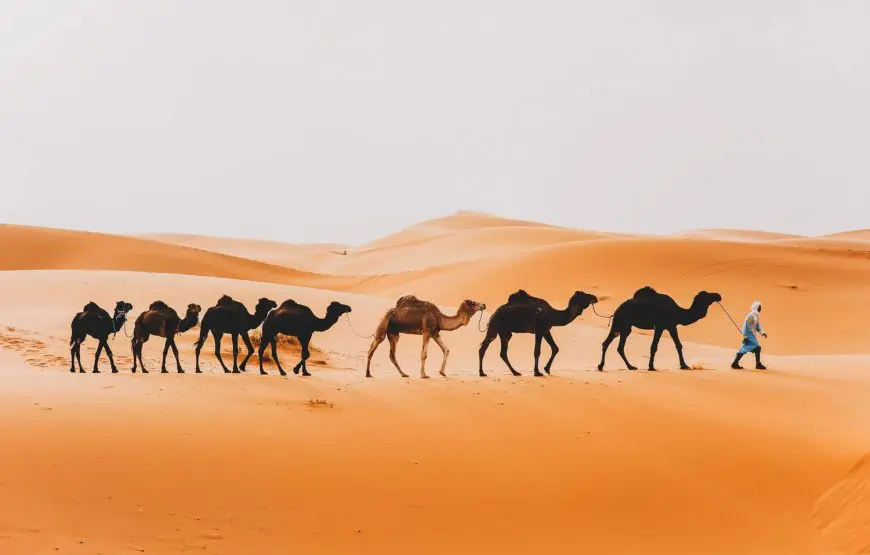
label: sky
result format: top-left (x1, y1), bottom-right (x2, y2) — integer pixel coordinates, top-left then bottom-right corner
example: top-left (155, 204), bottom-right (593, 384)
top-left (1, 1), bottom-right (868, 245)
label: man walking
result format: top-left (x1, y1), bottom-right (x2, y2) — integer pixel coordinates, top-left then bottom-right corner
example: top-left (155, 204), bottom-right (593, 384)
top-left (731, 301), bottom-right (767, 370)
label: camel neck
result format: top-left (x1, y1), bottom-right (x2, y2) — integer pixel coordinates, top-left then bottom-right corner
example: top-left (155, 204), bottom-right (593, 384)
top-left (678, 300), bottom-right (710, 326)
top-left (179, 314), bottom-right (198, 333)
top-left (439, 309), bottom-right (471, 331)
top-left (551, 304), bottom-right (582, 327)
top-left (248, 310), bottom-right (269, 329)
top-left (314, 311), bottom-right (341, 332)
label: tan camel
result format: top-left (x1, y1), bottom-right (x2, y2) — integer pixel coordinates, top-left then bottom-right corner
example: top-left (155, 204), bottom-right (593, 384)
top-left (365, 295), bottom-right (486, 378)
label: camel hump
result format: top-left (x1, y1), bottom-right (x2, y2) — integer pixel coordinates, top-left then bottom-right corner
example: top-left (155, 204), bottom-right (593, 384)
top-left (507, 289), bottom-right (534, 304)
top-left (83, 301), bottom-right (101, 312)
top-left (216, 295), bottom-right (235, 306)
top-left (632, 286), bottom-right (659, 300)
top-left (279, 299), bottom-right (301, 309)
top-left (396, 295), bottom-right (426, 307)
top-left (149, 300), bottom-right (170, 311)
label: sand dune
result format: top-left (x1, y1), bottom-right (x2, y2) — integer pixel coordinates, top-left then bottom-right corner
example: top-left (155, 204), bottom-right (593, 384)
top-left (1, 212), bottom-right (870, 554)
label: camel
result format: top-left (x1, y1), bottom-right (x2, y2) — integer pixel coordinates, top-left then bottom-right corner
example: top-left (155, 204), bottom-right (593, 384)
top-left (131, 301), bottom-right (201, 374)
top-left (257, 299), bottom-right (352, 376)
top-left (365, 295), bottom-right (486, 378)
top-left (479, 289), bottom-right (598, 377)
top-left (194, 295), bottom-right (278, 373)
top-left (598, 286), bottom-right (722, 371)
top-left (69, 300), bottom-right (134, 373)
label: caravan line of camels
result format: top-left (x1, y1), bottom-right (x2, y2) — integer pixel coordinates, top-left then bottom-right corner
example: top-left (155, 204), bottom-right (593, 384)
top-left (68, 286), bottom-right (723, 377)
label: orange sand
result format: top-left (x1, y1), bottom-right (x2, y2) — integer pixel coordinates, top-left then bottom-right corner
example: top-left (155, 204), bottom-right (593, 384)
top-left (1, 211), bottom-right (869, 554)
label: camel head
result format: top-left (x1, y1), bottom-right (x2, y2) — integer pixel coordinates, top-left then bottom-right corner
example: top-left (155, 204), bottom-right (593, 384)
top-left (694, 291), bottom-right (722, 308)
top-left (255, 297), bottom-right (278, 315)
top-left (185, 303), bottom-right (202, 319)
top-left (459, 299), bottom-right (487, 316)
top-left (569, 291), bottom-right (598, 312)
top-left (113, 300), bottom-right (133, 319)
top-left (326, 301), bottom-right (352, 317)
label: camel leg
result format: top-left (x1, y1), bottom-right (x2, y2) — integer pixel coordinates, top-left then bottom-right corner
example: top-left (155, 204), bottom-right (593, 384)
top-left (296, 337), bottom-right (312, 377)
top-left (648, 328), bottom-right (664, 371)
top-left (387, 333), bottom-right (408, 378)
top-left (432, 333), bottom-right (450, 377)
top-left (74, 341), bottom-right (85, 373)
top-left (478, 326), bottom-right (498, 377)
top-left (170, 335), bottom-right (183, 373)
top-left (616, 328), bottom-right (636, 370)
top-left (668, 327), bottom-right (690, 369)
top-left (231, 333), bottom-right (241, 373)
top-left (213, 332), bottom-right (231, 373)
top-left (93, 340), bottom-right (105, 373)
top-left (70, 338), bottom-right (83, 373)
top-left (272, 339), bottom-right (286, 376)
top-left (542, 331), bottom-right (559, 374)
top-left (131, 338), bottom-right (138, 373)
top-left (598, 328), bottom-right (618, 371)
top-left (419, 331), bottom-right (431, 379)
top-left (104, 340), bottom-right (118, 373)
top-left (238, 332), bottom-right (254, 372)
top-left (498, 331), bottom-right (521, 376)
top-left (161, 337), bottom-right (171, 373)
top-left (136, 333), bottom-right (151, 374)
top-left (533, 333), bottom-right (545, 377)
top-left (365, 330), bottom-right (387, 378)
top-left (194, 329), bottom-right (208, 373)
top-left (257, 334), bottom-right (270, 375)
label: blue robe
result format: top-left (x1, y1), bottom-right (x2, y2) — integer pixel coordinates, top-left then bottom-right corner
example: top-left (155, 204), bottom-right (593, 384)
top-left (737, 311), bottom-right (763, 354)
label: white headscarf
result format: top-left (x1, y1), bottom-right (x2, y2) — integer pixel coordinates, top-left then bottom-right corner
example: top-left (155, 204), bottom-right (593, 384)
top-left (751, 301), bottom-right (762, 313)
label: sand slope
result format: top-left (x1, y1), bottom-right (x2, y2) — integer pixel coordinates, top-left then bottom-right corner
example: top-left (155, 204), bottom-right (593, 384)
top-left (1, 212), bottom-right (870, 554)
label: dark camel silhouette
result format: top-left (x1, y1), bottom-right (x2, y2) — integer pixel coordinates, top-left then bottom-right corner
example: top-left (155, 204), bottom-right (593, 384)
top-left (194, 295), bottom-right (277, 373)
top-left (366, 295), bottom-right (486, 378)
top-left (69, 300), bottom-right (134, 373)
top-left (131, 301), bottom-right (201, 374)
top-left (479, 289), bottom-right (598, 377)
top-left (598, 286), bottom-right (722, 371)
top-left (257, 299), bottom-right (352, 376)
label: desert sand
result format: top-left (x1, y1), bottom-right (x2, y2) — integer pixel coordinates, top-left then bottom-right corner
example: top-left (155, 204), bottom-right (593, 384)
top-left (1, 211), bottom-right (869, 554)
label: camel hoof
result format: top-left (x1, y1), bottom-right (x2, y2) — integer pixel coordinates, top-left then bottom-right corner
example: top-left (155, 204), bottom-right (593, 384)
top-left (365, 373), bottom-right (372, 378)
top-left (232, 369), bottom-right (240, 374)
top-left (112, 369), bottom-right (119, 374)
top-left (142, 369), bottom-right (149, 374)
top-left (680, 365), bottom-right (691, 370)
top-left (511, 371), bottom-right (521, 377)
top-left (534, 371), bottom-right (544, 377)
top-left (627, 366), bottom-right (638, 371)
top-left (421, 374), bottom-right (430, 379)
top-left (195, 369), bottom-right (202, 374)
top-left (479, 372), bottom-right (487, 377)
top-left (597, 364), bottom-right (604, 372)
top-left (177, 369), bottom-right (185, 374)
top-left (79, 369), bottom-right (86, 373)
top-left (223, 369), bottom-right (231, 374)
top-left (69, 368), bottom-right (75, 373)
top-left (260, 370), bottom-right (268, 375)
top-left (93, 369), bottom-right (100, 374)
top-left (647, 367), bottom-right (657, 371)
top-left (161, 369), bottom-right (169, 374)
top-left (279, 370), bottom-right (287, 377)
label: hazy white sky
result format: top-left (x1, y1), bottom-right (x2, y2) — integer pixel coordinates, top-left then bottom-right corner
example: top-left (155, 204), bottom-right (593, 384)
top-left (1, 1), bottom-right (867, 244)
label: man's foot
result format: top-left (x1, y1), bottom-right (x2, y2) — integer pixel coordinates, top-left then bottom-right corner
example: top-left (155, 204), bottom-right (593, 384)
top-left (731, 362), bottom-right (743, 369)
top-left (756, 363), bottom-right (767, 370)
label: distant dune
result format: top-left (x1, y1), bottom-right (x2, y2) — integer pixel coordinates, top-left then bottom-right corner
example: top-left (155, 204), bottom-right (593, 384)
top-left (1, 212), bottom-right (870, 555)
